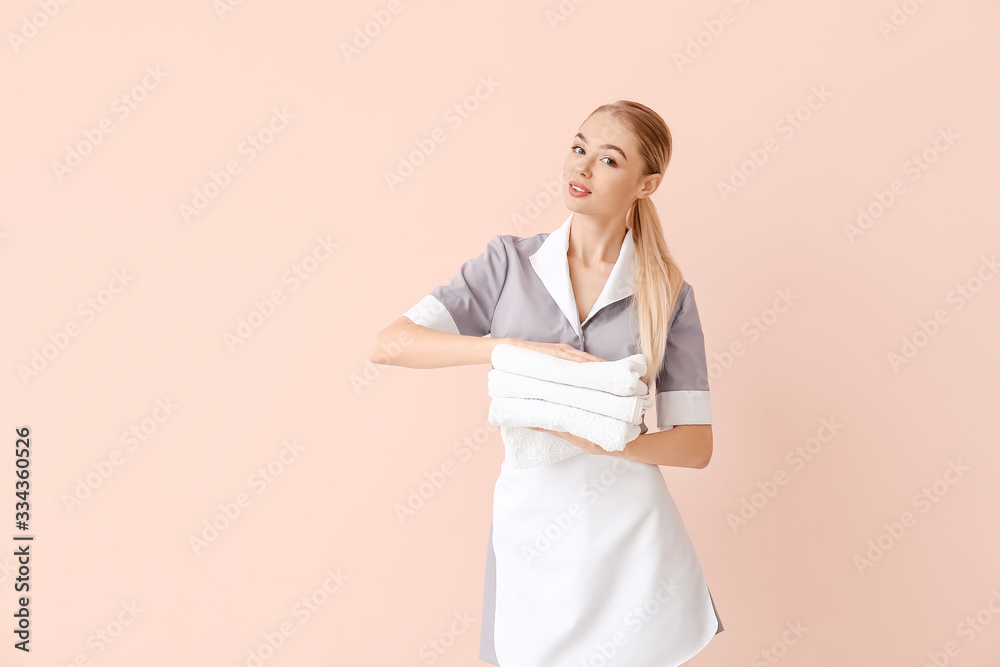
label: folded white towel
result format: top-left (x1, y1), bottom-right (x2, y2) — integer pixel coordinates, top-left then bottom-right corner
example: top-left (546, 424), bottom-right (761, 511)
top-left (499, 425), bottom-right (585, 470)
top-left (487, 344), bottom-right (652, 469)
top-left (488, 396), bottom-right (642, 454)
top-left (490, 344), bottom-right (648, 396)
top-left (488, 368), bottom-right (652, 423)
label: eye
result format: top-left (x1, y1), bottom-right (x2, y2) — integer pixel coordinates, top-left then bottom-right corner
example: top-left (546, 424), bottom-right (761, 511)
top-left (571, 145), bottom-right (616, 166)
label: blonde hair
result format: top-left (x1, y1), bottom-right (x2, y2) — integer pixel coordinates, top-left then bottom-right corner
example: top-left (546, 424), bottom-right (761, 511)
top-left (585, 100), bottom-right (683, 388)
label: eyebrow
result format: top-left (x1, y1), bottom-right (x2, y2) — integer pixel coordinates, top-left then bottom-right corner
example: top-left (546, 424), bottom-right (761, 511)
top-left (575, 132), bottom-right (628, 161)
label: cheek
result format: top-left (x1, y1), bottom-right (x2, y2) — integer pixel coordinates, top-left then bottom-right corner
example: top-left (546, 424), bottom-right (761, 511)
top-left (597, 173), bottom-right (629, 199)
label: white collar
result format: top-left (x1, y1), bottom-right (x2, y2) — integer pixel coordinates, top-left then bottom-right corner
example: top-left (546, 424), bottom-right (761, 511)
top-left (528, 211), bottom-right (636, 337)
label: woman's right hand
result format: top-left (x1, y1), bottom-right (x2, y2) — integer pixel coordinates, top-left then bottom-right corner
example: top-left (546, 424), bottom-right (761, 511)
top-left (500, 338), bottom-right (605, 363)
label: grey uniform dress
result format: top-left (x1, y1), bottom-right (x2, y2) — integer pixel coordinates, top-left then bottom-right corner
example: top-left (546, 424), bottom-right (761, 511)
top-left (403, 212), bottom-right (724, 666)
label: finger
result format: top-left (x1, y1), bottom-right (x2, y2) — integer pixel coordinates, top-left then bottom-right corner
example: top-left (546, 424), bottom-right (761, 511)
top-left (569, 349), bottom-right (605, 363)
top-left (559, 345), bottom-right (598, 361)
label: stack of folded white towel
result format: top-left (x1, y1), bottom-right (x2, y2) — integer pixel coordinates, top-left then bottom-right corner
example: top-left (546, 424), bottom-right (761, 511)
top-left (487, 343), bottom-right (653, 470)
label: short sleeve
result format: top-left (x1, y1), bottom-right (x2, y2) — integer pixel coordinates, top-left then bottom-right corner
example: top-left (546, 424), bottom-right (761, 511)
top-left (402, 235), bottom-right (508, 337)
top-left (652, 283), bottom-right (712, 431)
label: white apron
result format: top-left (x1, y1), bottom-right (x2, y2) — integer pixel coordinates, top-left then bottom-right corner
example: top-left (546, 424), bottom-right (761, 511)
top-left (491, 451), bottom-right (720, 666)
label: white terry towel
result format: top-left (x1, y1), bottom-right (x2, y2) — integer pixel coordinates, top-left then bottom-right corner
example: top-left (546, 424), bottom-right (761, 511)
top-left (490, 343), bottom-right (648, 397)
top-left (488, 396), bottom-right (643, 455)
top-left (488, 343), bottom-right (652, 469)
top-left (498, 425), bottom-right (584, 470)
top-left (488, 368), bottom-right (652, 423)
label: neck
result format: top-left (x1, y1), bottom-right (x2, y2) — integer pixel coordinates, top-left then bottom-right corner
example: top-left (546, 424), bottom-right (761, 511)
top-left (568, 212), bottom-right (628, 266)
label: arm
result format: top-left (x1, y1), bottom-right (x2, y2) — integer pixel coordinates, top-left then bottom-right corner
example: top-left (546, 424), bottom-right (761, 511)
top-left (633, 283), bottom-right (714, 468)
top-left (372, 234), bottom-right (604, 370)
top-left (370, 235), bottom-right (511, 369)
top-left (532, 424), bottom-right (712, 469)
top-left (369, 316), bottom-right (510, 369)
top-left (370, 318), bottom-right (603, 369)
top-left (609, 424), bottom-right (712, 468)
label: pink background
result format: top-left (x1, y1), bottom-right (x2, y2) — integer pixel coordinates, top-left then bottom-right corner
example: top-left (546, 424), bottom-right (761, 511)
top-left (2, 0), bottom-right (999, 665)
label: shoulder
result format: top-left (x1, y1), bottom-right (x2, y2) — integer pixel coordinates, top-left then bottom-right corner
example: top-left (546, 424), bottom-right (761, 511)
top-left (495, 230), bottom-right (548, 251)
top-left (456, 231), bottom-right (549, 276)
top-left (486, 230), bottom-right (549, 263)
top-left (666, 280), bottom-right (697, 328)
top-left (678, 280), bottom-right (693, 300)
top-left (672, 280), bottom-right (694, 309)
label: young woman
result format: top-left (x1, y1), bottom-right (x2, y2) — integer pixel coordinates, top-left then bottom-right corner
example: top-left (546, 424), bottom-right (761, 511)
top-left (371, 100), bottom-right (724, 666)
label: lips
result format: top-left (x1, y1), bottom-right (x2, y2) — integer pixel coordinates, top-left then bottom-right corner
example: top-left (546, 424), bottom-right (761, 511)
top-left (569, 180), bottom-right (591, 195)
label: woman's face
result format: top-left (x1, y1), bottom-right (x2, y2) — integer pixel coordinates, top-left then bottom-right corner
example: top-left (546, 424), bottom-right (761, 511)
top-left (562, 111), bottom-right (661, 221)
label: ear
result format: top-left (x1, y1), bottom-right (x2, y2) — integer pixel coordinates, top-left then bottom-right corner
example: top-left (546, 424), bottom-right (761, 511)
top-left (638, 172), bottom-right (662, 198)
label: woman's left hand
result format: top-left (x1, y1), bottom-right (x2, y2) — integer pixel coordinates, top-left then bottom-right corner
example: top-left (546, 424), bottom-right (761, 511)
top-left (526, 427), bottom-right (619, 456)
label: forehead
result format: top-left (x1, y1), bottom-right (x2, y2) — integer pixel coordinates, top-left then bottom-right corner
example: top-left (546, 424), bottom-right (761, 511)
top-left (577, 112), bottom-right (638, 152)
